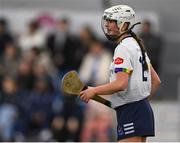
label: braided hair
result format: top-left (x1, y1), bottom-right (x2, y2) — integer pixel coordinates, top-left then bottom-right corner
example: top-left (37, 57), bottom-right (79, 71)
top-left (129, 30), bottom-right (148, 71)
top-left (119, 22), bottom-right (149, 71)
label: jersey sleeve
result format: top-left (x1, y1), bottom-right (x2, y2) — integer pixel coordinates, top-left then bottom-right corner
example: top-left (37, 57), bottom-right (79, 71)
top-left (113, 46), bottom-right (133, 74)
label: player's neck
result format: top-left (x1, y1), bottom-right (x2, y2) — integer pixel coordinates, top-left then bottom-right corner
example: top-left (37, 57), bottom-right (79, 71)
top-left (117, 33), bottom-right (131, 43)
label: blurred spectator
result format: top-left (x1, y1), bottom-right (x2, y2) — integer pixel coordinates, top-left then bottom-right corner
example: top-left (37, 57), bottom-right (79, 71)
top-left (75, 25), bottom-right (97, 68)
top-left (0, 17), bottom-right (14, 57)
top-left (78, 25), bottom-right (96, 48)
top-left (79, 40), bottom-right (114, 141)
top-left (51, 96), bottom-right (85, 142)
top-left (47, 17), bottom-right (80, 72)
top-left (102, 40), bottom-right (117, 55)
top-left (36, 51), bottom-right (58, 78)
top-left (21, 76), bottom-right (55, 140)
top-left (0, 104), bottom-right (18, 141)
top-left (21, 47), bottom-right (41, 65)
top-left (80, 100), bottom-right (115, 142)
top-left (23, 47), bottom-right (57, 77)
top-left (46, 17), bottom-right (86, 142)
top-left (0, 43), bottom-right (20, 77)
top-left (36, 12), bottom-right (56, 36)
top-left (33, 63), bottom-right (50, 79)
top-left (0, 76), bottom-right (20, 141)
top-left (0, 76), bottom-right (20, 107)
top-left (18, 20), bottom-right (46, 53)
top-left (79, 40), bottom-right (112, 86)
top-left (16, 60), bottom-right (35, 91)
top-left (139, 20), bottom-right (163, 73)
top-left (51, 116), bottom-right (65, 141)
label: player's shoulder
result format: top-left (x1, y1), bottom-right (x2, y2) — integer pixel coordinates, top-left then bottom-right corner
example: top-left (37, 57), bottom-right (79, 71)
top-left (122, 37), bottom-right (138, 48)
top-left (121, 37), bottom-right (140, 52)
top-left (116, 37), bottom-right (137, 53)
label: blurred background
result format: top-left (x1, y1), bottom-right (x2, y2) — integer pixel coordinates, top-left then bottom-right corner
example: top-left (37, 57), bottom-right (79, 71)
top-left (0, 0), bottom-right (179, 141)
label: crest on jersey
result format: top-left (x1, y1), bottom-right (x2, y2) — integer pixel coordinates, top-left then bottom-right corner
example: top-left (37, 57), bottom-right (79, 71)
top-left (114, 57), bottom-right (124, 64)
top-left (118, 127), bottom-right (124, 136)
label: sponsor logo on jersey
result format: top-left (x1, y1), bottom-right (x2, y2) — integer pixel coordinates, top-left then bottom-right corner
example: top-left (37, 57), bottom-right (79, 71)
top-left (114, 57), bottom-right (124, 64)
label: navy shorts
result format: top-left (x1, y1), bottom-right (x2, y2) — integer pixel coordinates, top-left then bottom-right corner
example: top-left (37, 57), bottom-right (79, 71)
top-left (114, 98), bottom-right (155, 140)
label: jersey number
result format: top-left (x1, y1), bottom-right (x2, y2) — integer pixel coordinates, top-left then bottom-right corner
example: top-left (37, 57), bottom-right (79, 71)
top-left (139, 56), bottom-right (147, 82)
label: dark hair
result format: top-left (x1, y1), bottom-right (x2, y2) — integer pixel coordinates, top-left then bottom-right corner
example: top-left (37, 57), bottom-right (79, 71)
top-left (143, 20), bottom-right (151, 28)
top-left (83, 25), bottom-right (97, 41)
top-left (129, 30), bottom-right (148, 71)
top-left (0, 18), bottom-right (7, 26)
top-left (28, 20), bottom-right (39, 30)
top-left (59, 17), bottom-right (69, 24)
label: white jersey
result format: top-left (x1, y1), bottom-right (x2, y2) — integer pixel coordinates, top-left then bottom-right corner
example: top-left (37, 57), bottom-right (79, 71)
top-left (109, 37), bottom-right (151, 108)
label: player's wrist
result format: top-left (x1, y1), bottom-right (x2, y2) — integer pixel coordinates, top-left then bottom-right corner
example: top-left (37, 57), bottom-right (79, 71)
top-left (93, 87), bottom-right (99, 96)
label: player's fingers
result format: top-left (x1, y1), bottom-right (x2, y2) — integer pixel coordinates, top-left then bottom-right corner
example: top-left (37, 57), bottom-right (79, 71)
top-left (80, 94), bottom-right (86, 102)
top-left (79, 94), bottom-right (83, 99)
top-left (84, 98), bottom-right (89, 103)
top-left (79, 91), bottom-right (84, 96)
top-left (79, 92), bottom-right (90, 103)
top-left (83, 96), bottom-right (89, 103)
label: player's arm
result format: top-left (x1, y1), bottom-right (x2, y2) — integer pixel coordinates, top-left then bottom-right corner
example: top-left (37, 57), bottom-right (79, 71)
top-left (80, 46), bottom-right (131, 102)
top-left (79, 72), bottom-right (129, 102)
top-left (149, 66), bottom-right (161, 98)
top-left (94, 72), bottom-right (129, 95)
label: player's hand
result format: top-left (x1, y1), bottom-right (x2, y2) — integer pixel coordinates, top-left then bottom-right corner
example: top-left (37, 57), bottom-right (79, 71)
top-left (79, 87), bottom-right (96, 103)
